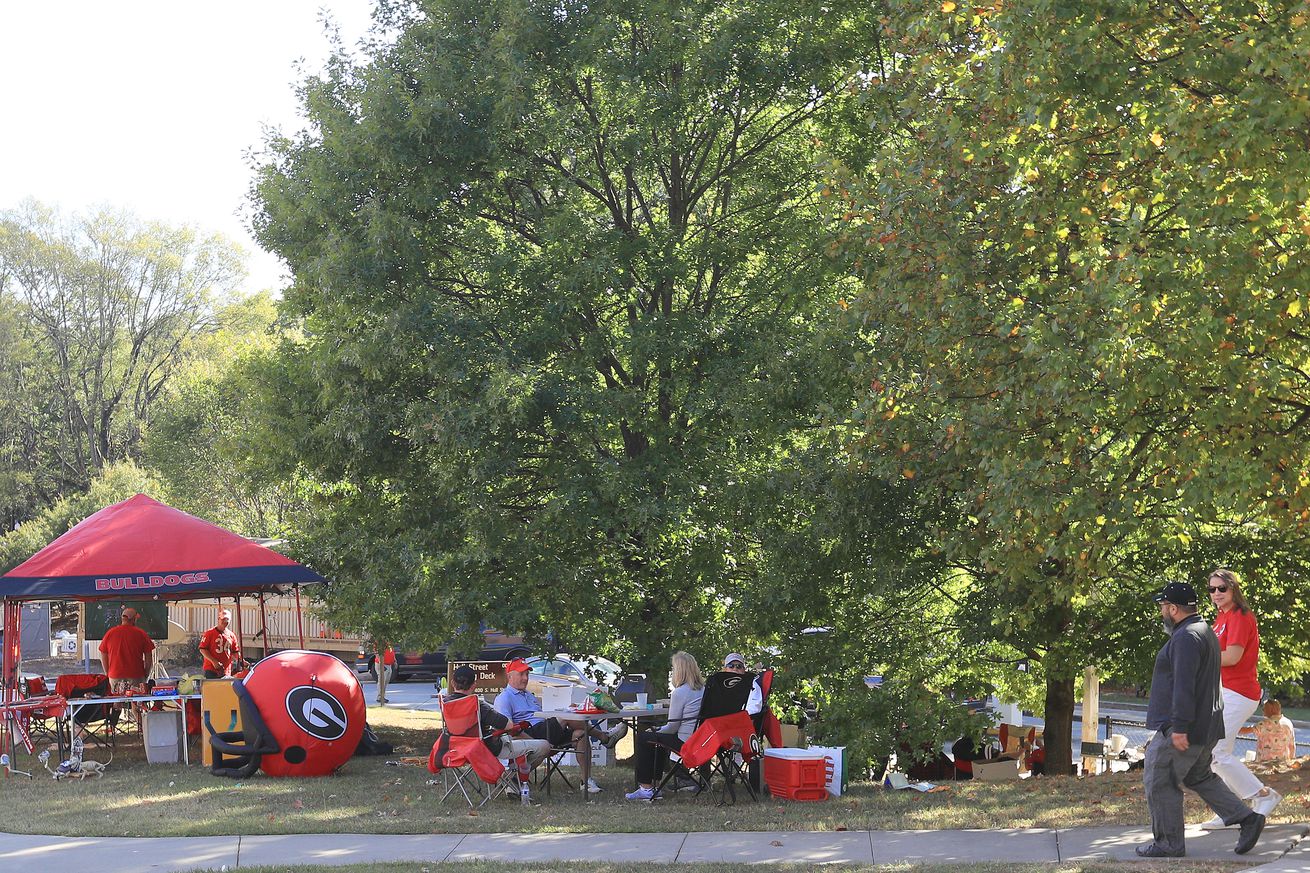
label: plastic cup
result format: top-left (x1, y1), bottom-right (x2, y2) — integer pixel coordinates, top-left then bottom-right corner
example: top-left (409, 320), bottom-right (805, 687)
top-left (635, 693), bottom-right (648, 706)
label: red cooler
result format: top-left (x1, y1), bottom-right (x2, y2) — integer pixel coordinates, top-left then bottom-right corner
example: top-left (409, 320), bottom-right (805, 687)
top-left (763, 748), bottom-right (828, 801)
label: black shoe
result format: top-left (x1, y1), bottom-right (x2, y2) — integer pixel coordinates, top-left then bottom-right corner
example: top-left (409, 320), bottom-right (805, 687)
top-left (1236, 812), bottom-right (1266, 855)
top-left (1135, 844), bottom-right (1184, 858)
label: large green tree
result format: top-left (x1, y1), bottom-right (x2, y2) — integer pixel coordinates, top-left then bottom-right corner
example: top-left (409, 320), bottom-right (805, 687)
top-left (837, 0), bottom-right (1310, 774)
top-left (143, 292), bottom-right (307, 538)
top-left (0, 202), bottom-right (245, 524)
top-left (251, 0), bottom-right (880, 665)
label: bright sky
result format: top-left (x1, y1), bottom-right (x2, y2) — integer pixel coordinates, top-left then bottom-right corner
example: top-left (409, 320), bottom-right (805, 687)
top-left (0, 1), bottom-right (376, 293)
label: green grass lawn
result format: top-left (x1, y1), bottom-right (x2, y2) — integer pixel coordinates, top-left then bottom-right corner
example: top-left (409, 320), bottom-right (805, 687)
top-left (2, 706), bottom-right (1305, 838)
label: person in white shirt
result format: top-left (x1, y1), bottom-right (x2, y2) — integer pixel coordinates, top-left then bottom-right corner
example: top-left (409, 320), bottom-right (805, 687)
top-left (625, 651), bottom-right (705, 801)
top-left (722, 652), bottom-right (764, 714)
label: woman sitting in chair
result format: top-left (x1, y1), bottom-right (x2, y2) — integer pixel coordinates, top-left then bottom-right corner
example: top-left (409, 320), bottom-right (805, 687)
top-left (626, 651), bottom-right (705, 801)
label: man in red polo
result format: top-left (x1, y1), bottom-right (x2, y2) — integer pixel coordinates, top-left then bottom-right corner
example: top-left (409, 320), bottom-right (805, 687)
top-left (99, 606), bottom-right (155, 693)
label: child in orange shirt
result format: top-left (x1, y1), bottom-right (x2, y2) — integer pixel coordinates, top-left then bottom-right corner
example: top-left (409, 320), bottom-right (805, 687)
top-left (1241, 699), bottom-right (1297, 763)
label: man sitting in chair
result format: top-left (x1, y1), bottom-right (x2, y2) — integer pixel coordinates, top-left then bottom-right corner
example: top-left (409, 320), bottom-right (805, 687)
top-left (493, 658), bottom-right (627, 795)
top-left (722, 653), bottom-right (763, 715)
top-left (447, 666), bottom-right (552, 804)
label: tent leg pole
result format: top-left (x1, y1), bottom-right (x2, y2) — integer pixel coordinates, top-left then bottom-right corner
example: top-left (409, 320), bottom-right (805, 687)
top-left (234, 595), bottom-right (244, 663)
top-left (258, 593), bottom-right (268, 659)
top-left (294, 586), bottom-right (305, 649)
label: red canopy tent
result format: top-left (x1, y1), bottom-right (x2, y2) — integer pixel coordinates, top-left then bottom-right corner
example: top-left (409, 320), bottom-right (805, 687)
top-left (0, 494), bottom-right (329, 761)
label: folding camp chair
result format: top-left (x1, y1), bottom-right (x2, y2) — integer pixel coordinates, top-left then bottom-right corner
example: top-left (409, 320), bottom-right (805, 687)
top-left (57, 673), bottom-right (119, 751)
top-left (652, 670), bottom-right (765, 805)
top-left (536, 737), bottom-right (579, 796)
top-left (18, 676), bottom-right (66, 755)
top-left (428, 694), bottom-right (517, 808)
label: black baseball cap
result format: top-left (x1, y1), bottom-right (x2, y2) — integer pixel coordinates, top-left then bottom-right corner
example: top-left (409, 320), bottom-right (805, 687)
top-left (452, 666), bottom-right (477, 686)
top-left (1152, 581), bottom-right (1199, 606)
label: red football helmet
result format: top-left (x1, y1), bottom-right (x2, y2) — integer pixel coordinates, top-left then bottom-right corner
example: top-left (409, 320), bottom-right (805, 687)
top-left (209, 650), bottom-right (366, 778)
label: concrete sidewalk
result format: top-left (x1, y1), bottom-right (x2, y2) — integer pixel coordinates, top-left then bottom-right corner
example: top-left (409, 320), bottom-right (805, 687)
top-left (0, 825), bottom-right (1305, 871)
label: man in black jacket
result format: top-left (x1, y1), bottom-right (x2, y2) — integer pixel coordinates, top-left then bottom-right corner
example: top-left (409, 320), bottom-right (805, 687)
top-left (1139, 582), bottom-right (1265, 858)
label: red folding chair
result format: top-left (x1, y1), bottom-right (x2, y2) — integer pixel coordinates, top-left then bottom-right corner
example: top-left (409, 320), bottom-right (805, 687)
top-left (428, 694), bottom-right (514, 808)
top-left (18, 676), bottom-right (66, 754)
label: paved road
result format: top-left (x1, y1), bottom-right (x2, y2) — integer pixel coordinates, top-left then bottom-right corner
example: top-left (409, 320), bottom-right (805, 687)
top-left (1017, 700), bottom-right (1310, 764)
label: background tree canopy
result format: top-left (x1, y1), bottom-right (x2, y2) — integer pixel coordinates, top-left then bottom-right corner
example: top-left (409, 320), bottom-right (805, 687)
top-left (250, 0), bottom-right (892, 671)
top-left (835, 0), bottom-right (1310, 772)
top-left (0, 202), bottom-right (245, 528)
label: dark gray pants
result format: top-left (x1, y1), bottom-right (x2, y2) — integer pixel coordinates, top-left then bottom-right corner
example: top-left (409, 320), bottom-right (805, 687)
top-left (1144, 731), bottom-right (1251, 853)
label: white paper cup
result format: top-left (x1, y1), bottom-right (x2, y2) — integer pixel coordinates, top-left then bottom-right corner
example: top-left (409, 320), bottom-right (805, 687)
top-left (635, 693), bottom-right (648, 706)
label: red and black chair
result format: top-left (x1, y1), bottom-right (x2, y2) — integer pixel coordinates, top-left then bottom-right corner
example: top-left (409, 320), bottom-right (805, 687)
top-left (428, 694), bottom-right (515, 808)
top-left (19, 676), bottom-right (66, 752)
top-left (653, 670), bottom-right (766, 805)
top-left (56, 673), bottom-right (119, 751)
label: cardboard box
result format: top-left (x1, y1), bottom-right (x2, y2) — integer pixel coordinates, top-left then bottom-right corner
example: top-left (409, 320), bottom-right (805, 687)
top-left (779, 723), bottom-right (807, 748)
top-left (538, 681), bottom-right (574, 711)
top-left (973, 756), bottom-right (1022, 782)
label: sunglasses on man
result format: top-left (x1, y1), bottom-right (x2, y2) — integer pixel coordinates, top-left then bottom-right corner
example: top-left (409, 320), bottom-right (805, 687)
top-left (727, 661), bottom-right (745, 669)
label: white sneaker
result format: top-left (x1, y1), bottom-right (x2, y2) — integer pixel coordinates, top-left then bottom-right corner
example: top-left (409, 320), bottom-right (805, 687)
top-left (1199, 814), bottom-right (1233, 829)
top-left (585, 777), bottom-right (604, 794)
top-left (625, 786), bottom-right (655, 801)
top-left (1252, 788), bottom-right (1282, 817)
top-left (604, 721), bottom-right (629, 749)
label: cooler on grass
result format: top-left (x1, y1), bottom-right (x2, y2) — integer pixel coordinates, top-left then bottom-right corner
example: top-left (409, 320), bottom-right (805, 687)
top-left (201, 679), bottom-right (242, 767)
top-left (144, 710), bottom-right (184, 764)
top-left (763, 748), bottom-right (828, 801)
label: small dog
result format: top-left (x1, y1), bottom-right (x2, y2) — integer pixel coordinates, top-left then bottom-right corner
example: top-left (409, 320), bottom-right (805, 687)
top-left (38, 749), bottom-right (111, 781)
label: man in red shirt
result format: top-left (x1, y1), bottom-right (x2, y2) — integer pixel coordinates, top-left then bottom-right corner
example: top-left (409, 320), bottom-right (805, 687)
top-left (99, 606), bottom-right (156, 694)
top-left (375, 642), bottom-right (396, 704)
top-left (199, 609), bottom-right (240, 679)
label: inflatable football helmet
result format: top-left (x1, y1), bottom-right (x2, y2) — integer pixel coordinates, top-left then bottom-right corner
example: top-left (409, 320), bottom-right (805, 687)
top-left (207, 650), bottom-right (366, 778)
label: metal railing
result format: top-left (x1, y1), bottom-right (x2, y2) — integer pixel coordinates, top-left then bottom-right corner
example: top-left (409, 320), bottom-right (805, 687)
top-left (1102, 714), bottom-right (1309, 755)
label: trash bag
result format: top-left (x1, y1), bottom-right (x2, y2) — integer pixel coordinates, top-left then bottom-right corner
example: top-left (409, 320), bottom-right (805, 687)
top-left (355, 723), bottom-right (394, 757)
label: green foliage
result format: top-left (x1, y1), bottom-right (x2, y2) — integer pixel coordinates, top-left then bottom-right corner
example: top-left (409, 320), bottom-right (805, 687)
top-left (143, 293), bottom-right (306, 538)
top-left (834, 0), bottom-right (1310, 770)
top-left (249, 0), bottom-right (880, 660)
top-left (0, 201), bottom-right (246, 526)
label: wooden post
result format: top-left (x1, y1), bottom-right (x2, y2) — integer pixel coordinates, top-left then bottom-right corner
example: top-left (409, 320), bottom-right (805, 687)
top-left (1081, 666), bottom-right (1100, 775)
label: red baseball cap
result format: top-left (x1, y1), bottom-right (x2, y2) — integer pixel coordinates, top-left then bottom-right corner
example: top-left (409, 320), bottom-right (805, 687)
top-left (505, 658), bottom-right (532, 673)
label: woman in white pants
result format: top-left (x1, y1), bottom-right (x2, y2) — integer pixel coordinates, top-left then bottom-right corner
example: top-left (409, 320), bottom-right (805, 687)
top-left (1202, 568), bottom-right (1281, 828)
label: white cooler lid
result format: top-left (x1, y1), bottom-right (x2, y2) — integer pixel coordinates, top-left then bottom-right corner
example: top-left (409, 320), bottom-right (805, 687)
top-left (763, 747), bottom-right (825, 759)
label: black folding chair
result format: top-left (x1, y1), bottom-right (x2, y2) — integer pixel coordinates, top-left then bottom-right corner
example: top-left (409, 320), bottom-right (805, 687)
top-left (653, 670), bottom-right (763, 804)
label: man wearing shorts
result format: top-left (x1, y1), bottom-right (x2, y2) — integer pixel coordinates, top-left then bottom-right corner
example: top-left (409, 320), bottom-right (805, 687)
top-left (493, 658), bottom-right (626, 796)
top-left (99, 606), bottom-right (155, 694)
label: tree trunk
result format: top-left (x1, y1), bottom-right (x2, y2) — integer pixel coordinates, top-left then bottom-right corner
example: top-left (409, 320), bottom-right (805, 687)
top-left (1043, 674), bottom-right (1076, 777)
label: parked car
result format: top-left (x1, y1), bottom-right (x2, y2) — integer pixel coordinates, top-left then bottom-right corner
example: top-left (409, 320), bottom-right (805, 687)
top-left (526, 654), bottom-right (621, 692)
top-left (355, 628), bottom-right (533, 683)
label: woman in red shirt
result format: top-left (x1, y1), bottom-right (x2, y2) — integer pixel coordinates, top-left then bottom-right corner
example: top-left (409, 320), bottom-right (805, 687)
top-left (1201, 568), bottom-right (1281, 828)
